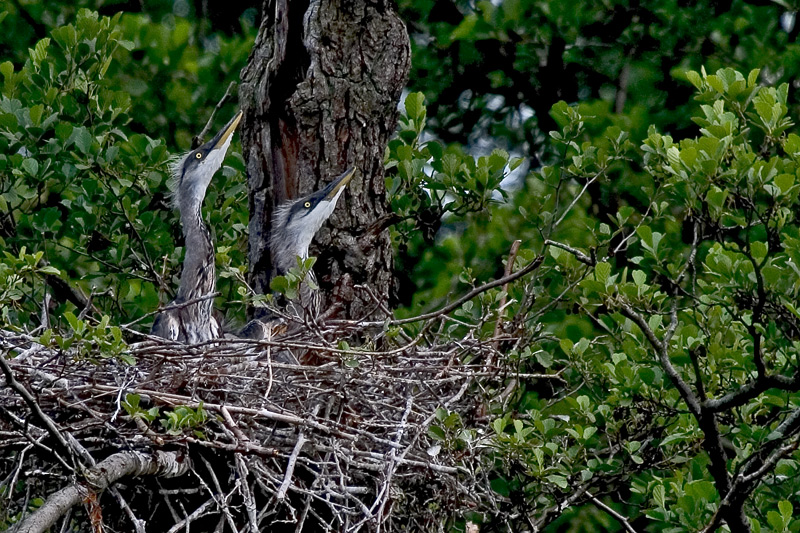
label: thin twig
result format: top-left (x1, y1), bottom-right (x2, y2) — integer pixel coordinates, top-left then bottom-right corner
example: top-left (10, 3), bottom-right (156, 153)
top-left (587, 492), bottom-right (639, 533)
top-left (0, 355), bottom-right (73, 466)
top-left (192, 82), bottom-right (238, 149)
top-left (490, 239), bottom-right (521, 353)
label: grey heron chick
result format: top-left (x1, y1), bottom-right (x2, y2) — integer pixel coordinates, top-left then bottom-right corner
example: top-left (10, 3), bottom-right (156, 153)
top-left (151, 111), bottom-right (242, 343)
top-left (240, 168), bottom-right (354, 339)
top-left (270, 168), bottom-right (354, 276)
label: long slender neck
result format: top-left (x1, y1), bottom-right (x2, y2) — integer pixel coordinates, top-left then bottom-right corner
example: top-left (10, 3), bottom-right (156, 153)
top-left (270, 237), bottom-right (320, 318)
top-left (272, 242), bottom-right (309, 278)
top-left (176, 201), bottom-right (215, 302)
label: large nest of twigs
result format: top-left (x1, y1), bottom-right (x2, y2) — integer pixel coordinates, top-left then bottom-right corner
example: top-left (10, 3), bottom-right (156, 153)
top-left (0, 316), bottom-right (543, 532)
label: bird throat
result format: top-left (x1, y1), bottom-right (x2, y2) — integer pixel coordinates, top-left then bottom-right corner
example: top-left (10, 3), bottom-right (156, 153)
top-left (176, 211), bottom-right (215, 304)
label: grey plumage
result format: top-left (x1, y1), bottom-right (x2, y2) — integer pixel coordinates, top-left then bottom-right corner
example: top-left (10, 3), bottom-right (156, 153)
top-left (151, 111), bottom-right (242, 343)
top-left (271, 169), bottom-right (353, 279)
top-left (241, 168), bottom-right (354, 338)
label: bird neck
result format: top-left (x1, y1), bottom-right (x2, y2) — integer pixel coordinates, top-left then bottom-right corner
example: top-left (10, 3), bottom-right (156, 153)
top-left (271, 245), bottom-right (320, 319)
top-left (272, 245), bottom-right (310, 278)
top-left (175, 207), bottom-right (215, 303)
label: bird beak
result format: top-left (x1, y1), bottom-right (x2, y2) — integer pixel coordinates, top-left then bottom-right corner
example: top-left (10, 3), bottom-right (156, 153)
top-left (211, 110), bottom-right (243, 150)
top-left (323, 167), bottom-right (355, 201)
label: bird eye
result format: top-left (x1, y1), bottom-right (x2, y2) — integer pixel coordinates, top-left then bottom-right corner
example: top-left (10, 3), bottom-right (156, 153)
top-left (304, 201), bottom-right (311, 208)
top-left (195, 152), bottom-right (203, 159)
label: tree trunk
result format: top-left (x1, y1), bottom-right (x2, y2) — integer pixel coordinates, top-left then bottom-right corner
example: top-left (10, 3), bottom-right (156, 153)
top-left (239, 0), bottom-right (410, 321)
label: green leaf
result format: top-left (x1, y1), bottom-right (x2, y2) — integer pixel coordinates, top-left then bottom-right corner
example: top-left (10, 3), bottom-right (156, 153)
top-left (595, 261), bottom-right (611, 285)
top-left (768, 510), bottom-right (784, 531)
top-left (686, 70), bottom-right (702, 89)
top-left (270, 275), bottom-right (288, 293)
top-left (29, 38), bottom-right (51, 68)
top-left (653, 484), bottom-right (666, 508)
top-left (72, 127), bottom-right (93, 154)
top-left (64, 311), bottom-right (80, 331)
top-left (779, 500), bottom-right (793, 520)
top-left (636, 225), bottom-right (652, 246)
top-left (546, 474), bottom-right (568, 489)
top-left (22, 158), bottom-right (38, 177)
top-left (706, 74), bottom-right (724, 93)
top-left (450, 14), bottom-right (478, 41)
top-left (535, 350), bottom-right (553, 368)
top-left (748, 68), bottom-right (760, 87)
top-left (404, 92), bottom-right (426, 123)
top-left (775, 173), bottom-right (794, 194)
top-left (0, 61), bottom-right (12, 81)
top-left (750, 241), bottom-right (767, 261)
top-left (559, 338), bottom-right (573, 355)
top-left (490, 477), bottom-right (510, 497)
top-left (428, 425), bottom-right (446, 441)
top-left (492, 418), bottom-right (506, 434)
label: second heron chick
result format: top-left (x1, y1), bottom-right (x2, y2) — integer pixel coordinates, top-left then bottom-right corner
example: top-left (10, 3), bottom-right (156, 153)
top-left (270, 168), bottom-right (354, 277)
top-left (240, 168), bottom-right (354, 339)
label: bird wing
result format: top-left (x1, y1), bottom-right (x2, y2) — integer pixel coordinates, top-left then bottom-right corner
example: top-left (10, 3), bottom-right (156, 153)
top-left (151, 311), bottom-right (179, 341)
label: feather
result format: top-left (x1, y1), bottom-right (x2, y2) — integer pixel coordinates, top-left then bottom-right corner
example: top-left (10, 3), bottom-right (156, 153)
top-left (166, 151), bottom-right (191, 210)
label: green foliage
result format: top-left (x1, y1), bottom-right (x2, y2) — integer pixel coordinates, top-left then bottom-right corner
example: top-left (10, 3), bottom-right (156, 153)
top-left (0, 10), bottom-right (170, 325)
top-left (0, 8), bottom-right (251, 331)
top-left (399, 0), bottom-right (795, 158)
top-left (111, 11), bottom-right (256, 148)
top-left (122, 393), bottom-right (159, 424)
top-left (51, 312), bottom-right (127, 362)
top-left (387, 92), bottom-right (520, 247)
top-left (160, 404), bottom-right (208, 437)
top-left (270, 256), bottom-right (318, 301)
top-left (462, 67), bottom-right (800, 531)
top-left (0, 247), bottom-right (59, 324)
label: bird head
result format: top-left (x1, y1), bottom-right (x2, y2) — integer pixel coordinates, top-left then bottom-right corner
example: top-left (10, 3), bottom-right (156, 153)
top-left (171, 111), bottom-right (243, 215)
top-left (271, 167), bottom-right (355, 269)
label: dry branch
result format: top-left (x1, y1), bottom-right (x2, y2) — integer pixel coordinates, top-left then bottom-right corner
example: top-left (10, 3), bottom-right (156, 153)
top-left (13, 451), bottom-right (189, 533)
top-left (0, 260), bottom-right (563, 532)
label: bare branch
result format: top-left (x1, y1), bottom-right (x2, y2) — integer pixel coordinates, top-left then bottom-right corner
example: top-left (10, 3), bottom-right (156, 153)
top-left (13, 451), bottom-right (189, 533)
top-left (192, 81), bottom-right (237, 149)
top-left (587, 493), bottom-right (640, 533)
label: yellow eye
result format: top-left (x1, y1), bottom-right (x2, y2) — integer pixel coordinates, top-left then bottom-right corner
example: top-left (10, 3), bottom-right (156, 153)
top-left (195, 152), bottom-right (203, 159)
top-left (304, 201), bottom-right (311, 208)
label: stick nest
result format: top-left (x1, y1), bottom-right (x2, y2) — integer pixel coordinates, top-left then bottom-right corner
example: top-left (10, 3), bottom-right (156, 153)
top-left (0, 317), bottom-right (541, 532)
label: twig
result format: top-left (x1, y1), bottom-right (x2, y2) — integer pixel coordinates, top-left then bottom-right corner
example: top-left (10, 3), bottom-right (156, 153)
top-left (14, 451), bottom-right (189, 533)
top-left (278, 404), bottom-right (320, 500)
top-left (587, 492), bottom-right (639, 533)
top-left (0, 355), bottom-right (73, 465)
top-left (192, 82), bottom-right (238, 149)
top-left (356, 253), bottom-right (545, 327)
top-left (165, 498), bottom-right (216, 533)
top-left (373, 396), bottom-right (414, 532)
top-left (544, 239), bottom-right (595, 266)
top-left (122, 292), bottom-right (221, 329)
top-left (490, 240), bottom-right (521, 356)
top-left (277, 432), bottom-right (307, 501)
top-left (235, 455), bottom-right (259, 533)
top-left (554, 172), bottom-right (603, 227)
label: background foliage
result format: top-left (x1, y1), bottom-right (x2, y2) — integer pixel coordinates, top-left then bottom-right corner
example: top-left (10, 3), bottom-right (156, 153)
top-left (4, 0), bottom-right (800, 531)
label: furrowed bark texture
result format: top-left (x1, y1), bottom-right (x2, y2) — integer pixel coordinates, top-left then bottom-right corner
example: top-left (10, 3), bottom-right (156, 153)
top-left (239, 0), bottom-right (410, 320)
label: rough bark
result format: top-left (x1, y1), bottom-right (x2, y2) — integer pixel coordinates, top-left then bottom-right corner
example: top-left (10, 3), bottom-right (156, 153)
top-left (12, 451), bottom-right (189, 533)
top-left (239, 0), bottom-right (410, 320)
